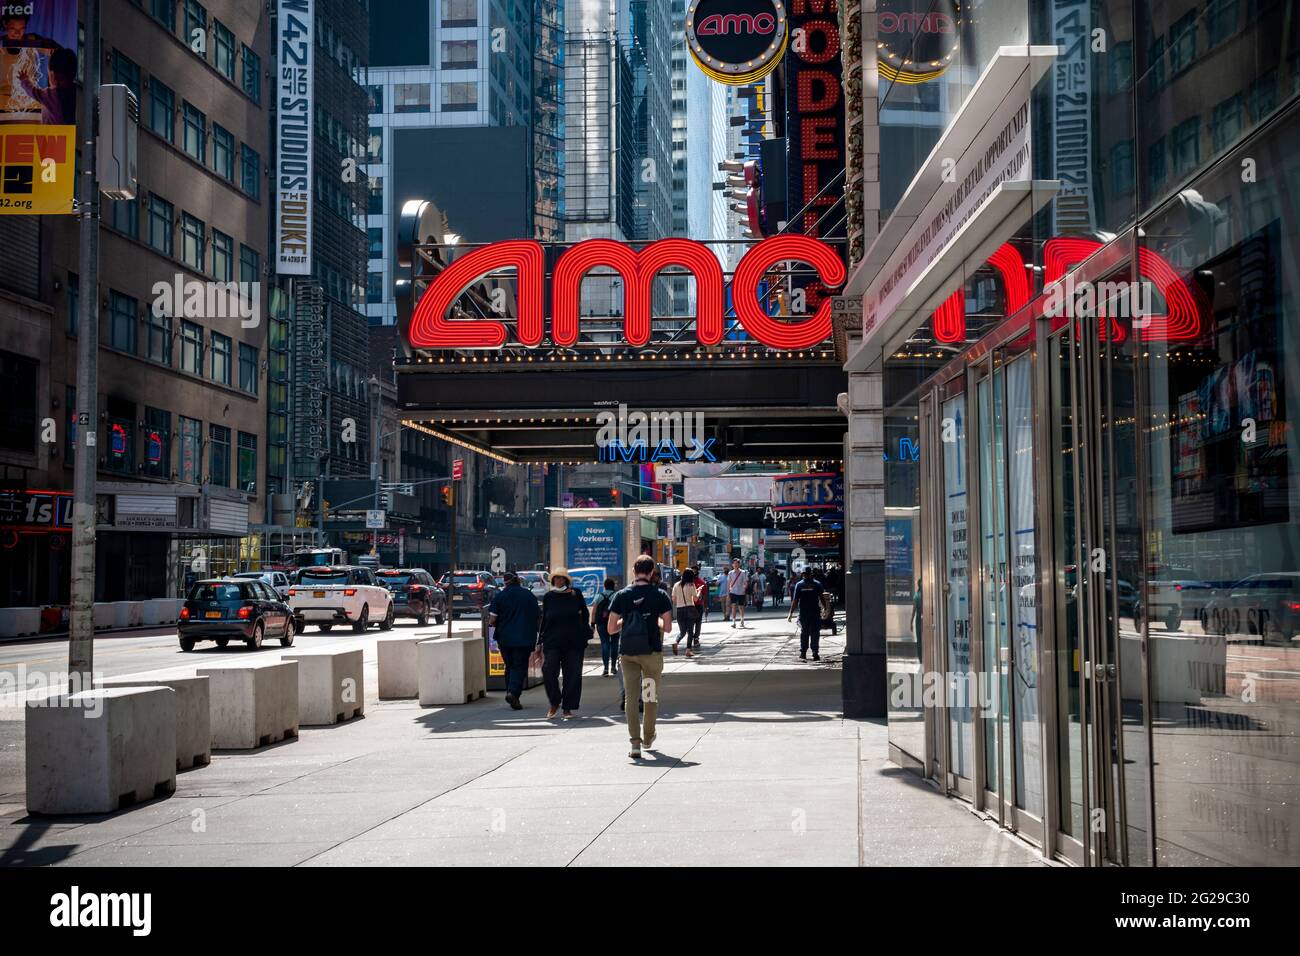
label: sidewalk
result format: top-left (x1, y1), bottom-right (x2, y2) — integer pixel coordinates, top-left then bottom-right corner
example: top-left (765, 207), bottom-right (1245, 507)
top-left (0, 612), bottom-right (1044, 867)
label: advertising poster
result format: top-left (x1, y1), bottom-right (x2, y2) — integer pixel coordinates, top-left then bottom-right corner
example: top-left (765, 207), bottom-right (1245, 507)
top-left (274, 0), bottom-right (313, 273)
top-left (0, 0), bottom-right (77, 214)
top-left (565, 519), bottom-right (623, 573)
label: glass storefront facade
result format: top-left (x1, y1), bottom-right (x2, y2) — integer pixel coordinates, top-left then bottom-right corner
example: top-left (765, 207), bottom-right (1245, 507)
top-left (876, 0), bottom-right (1299, 865)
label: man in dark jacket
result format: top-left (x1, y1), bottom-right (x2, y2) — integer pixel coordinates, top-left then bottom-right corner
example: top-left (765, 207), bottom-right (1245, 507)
top-left (488, 570), bottom-right (540, 710)
top-left (788, 568), bottom-right (826, 661)
top-left (538, 569), bottom-right (592, 718)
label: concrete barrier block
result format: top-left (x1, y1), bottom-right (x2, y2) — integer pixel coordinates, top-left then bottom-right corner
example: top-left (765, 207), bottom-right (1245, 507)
top-left (377, 635), bottom-right (425, 699)
top-left (284, 649), bottom-right (364, 725)
top-left (26, 687), bottom-right (177, 815)
top-left (1121, 631), bottom-right (1228, 704)
top-left (159, 598), bottom-right (183, 624)
top-left (99, 675), bottom-right (211, 771)
top-left (0, 606), bottom-right (41, 637)
top-left (418, 636), bottom-right (487, 706)
top-left (196, 659), bottom-right (299, 749)
top-left (92, 603), bottom-right (115, 630)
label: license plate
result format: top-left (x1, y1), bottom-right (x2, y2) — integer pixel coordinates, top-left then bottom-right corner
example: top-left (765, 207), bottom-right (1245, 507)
top-left (205, 610), bottom-right (222, 619)
top-left (313, 591), bottom-right (326, 598)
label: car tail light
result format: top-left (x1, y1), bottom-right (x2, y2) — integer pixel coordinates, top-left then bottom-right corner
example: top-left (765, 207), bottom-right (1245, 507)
top-left (180, 606), bottom-right (190, 620)
top-left (467, 581), bottom-right (483, 589)
top-left (410, 584), bottom-right (425, 594)
top-left (1175, 584), bottom-right (1183, 591)
top-left (288, 588), bottom-right (297, 597)
top-left (1288, 602), bottom-right (1300, 612)
top-left (345, 588), bottom-right (357, 596)
top-left (237, 606), bottom-right (253, 619)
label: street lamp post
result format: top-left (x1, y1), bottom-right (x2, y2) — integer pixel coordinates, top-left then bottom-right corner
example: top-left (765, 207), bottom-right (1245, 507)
top-left (69, 0), bottom-right (103, 689)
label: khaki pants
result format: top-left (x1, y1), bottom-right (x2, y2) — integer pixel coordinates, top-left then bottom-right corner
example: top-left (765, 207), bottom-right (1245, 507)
top-left (620, 651), bottom-right (663, 745)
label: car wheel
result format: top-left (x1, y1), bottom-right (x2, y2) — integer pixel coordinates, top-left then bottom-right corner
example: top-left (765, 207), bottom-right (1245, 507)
top-left (280, 617), bottom-right (295, 648)
top-left (319, 624), bottom-right (332, 633)
top-left (1165, 609), bottom-right (1181, 631)
top-left (352, 605), bottom-right (369, 634)
top-left (379, 603), bottom-right (394, 631)
top-left (246, 621), bottom-right (264, 650)
top-left (179, 637), bottom-right (196, 652)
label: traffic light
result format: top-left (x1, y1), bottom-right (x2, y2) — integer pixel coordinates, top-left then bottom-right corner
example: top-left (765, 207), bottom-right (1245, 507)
top-left (440, 486), bottom-right (452, 506)
top-left (610, 487), bottom-right (619, 504)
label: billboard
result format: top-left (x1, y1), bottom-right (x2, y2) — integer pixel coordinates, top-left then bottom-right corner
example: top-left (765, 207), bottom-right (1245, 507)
top-left (0, 0), bottom-right (77, 215)
top-left (275, 0), bottom-right (313, 274)
top-left (685, 0), bottom-right (789, 86)
top-left (565, 519), bottom-right (624, 573)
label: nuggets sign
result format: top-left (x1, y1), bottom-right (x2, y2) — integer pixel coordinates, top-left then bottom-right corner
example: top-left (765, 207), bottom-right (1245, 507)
top-left (686, 0), bottom-right (789, 85)
top-left (405, 235), bottom-right (845, 351)
top-left (0, 125), bottom-right (74, 213)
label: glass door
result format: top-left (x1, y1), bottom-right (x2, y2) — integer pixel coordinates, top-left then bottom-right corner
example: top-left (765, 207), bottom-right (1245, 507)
top-left (939, 383), bottom-right (974, 796)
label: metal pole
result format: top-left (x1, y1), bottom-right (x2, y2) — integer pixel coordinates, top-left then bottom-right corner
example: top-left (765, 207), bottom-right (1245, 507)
top-left (69, 0), bottom-right (102, 690)
top-left (369, 376), bottom-right (380, 559)
top-left (445, 483), bottom-right (457, 639)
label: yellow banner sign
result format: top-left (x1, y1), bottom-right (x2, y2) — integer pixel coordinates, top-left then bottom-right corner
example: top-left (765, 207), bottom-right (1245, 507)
top-left (0, 124), bottom-right (75, 214)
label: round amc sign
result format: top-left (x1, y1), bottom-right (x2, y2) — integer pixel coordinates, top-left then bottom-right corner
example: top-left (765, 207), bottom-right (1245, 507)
top-left (686, 0), bottom-right (789, 86)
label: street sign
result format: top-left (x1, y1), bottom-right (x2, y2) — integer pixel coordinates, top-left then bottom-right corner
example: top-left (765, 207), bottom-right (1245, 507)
top-left (654, 463), bottom-right (683, 483)
top-left (365, 509), bottom-right (385, 529)
top-left (452, 459), bottom-right (464, 481)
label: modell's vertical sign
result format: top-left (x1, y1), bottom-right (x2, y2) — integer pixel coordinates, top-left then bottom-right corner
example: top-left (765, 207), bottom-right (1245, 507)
top-left (785, 0), bottom-right (845, 309)
top-left (275, 0), bottom-right (313, 274)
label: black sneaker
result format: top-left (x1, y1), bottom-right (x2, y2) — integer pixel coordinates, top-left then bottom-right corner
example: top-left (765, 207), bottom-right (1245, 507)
top-left (813, 653), bottom-right (821, 661)
top-left (505, 692), bottom-right (522, 710)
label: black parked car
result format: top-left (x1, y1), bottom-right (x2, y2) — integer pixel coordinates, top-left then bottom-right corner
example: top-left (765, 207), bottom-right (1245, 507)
top-left (179, 578), bottom-right (296, 651)
top-left (438, 570), bottom-right (499, 617)
top-left (375, 568), bottom-right (447, 626)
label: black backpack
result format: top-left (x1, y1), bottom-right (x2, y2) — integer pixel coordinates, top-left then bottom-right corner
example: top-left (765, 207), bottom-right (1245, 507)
top-left (618, 587), bottom-right (661, 655)
top-left (594, 591), bottom-right (613, 631)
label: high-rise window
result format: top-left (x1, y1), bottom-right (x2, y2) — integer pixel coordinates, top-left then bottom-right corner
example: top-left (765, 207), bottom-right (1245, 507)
top-left (1211, 96), bottom-right (1242, 153)
top-left (180, 320), bottom-right (203, 374)
top-left (110, 197), bottom-right (139, 239)
top-left (211, 332), bottom-right (232, 385)
top-left (149, 78), bottom-right (175, 142)
top-left (241, 45), bottom-right (261, 102)
top-left (212, 124), bottom-right (234, 179)
top-left (238, 343), bottom-right (258, 395)
top-left (183, 1), bottom-right (207, 53)
top-left (239, 144), bottom-right (260, 199)
top-left (182, 102), bottom-right (205, 161)
top-left (209, 423), bottom-right (230, 487)
top-left (1169, 12), bottom-right (1197, 76)
top-left (441, 0), bottom-right (476, 27)
top-left (239, 244), bottom-right (260, 283)
top-left (151, 0), bottom-right (176, 32)
top-left (214, 21), bottom-right (235, 79)
top-left (143, 406), bottom-right (171, 478)
top-left (441, 40), bottom-right (477, 70)
top-left (146, 310), bottom-right (172, 365)
top-left (441, 82), bottom-right (477, 112)
top-left (368, 175), bottom-right (384, 215)
top-left (178, 415), bottom-right (201, 482)
top-left (237, 432), bottom-right (257, 492)
top-left (367, 84), bottom-right (383, 112)
top-left (1207, 0), bottom-right (1239, 48)
top-left (212, 229), bottom-right (233, 281)
top-left (148, 194), bottom-right (173, 255)
top-left (112, 50), bottom-right (140, 97)
top-left (109, 292), bottom-right (137, 354)
top-left (394, 83), bottom-right (431, 113)
top-left (367, 128), bottom-right (382, 162)
top-left (367, 227), bottom-right (383, 258)
top-left (1172, 117), bottom-right (1200, 176)
top-left (181, 213), bottom-right (205, 271)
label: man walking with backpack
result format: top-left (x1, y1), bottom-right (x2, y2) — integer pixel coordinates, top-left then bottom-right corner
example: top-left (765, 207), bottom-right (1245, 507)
top-left (607, 555), bottom-right (674, 760)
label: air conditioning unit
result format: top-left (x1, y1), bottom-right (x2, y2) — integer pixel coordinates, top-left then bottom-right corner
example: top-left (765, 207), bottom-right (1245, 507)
top-left (97, 84), bottom-right (138, 200)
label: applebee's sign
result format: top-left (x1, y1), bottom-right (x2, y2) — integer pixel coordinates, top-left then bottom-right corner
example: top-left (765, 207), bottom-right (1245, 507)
top-left (404, 235), bottom-right (845, 351)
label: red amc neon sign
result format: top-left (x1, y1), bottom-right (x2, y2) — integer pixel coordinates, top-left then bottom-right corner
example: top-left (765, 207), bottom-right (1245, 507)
top-left (407, 235), bottom-right (846, 351)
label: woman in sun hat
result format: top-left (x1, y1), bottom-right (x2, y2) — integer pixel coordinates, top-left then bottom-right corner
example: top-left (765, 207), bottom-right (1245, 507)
top-left (538, 568), bottom-right (592, 718)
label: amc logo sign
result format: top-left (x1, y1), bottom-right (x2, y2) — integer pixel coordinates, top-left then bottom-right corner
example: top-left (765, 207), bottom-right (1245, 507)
top-left (406, 235), bottom-right (845, 352)
top-left (697, 11), bottom-right (778, 35)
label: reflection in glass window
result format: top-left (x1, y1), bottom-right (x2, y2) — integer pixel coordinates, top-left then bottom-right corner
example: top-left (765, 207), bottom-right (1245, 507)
top-left (1168, 13), bottom-right (1197, 77)
top-left (394, 83), bottom-right (430, 113)
top-left (442, 81), bottom-right (478, 112)
top-left (441, 39), bottom-right (477, 69)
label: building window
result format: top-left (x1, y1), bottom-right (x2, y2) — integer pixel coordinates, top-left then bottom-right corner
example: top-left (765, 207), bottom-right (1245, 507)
top-left (237, 431), bottom-right (257, 492)
top-left (146, 309), bottom-right (172, 365)
top-left (110, 197), bottom-right (139, 239)
top-left (181, 213), bottom-right (205, 271)
top-left (212, 124), bottom-right (234, 179)
top-left (394, 82), bottom-right (431, 113)
top-left (239, 244), bottom-right (260, 283)
top-left (0, 350), bottom-right (38, 453)
top-left (180, 320), bottom-right (203, 373)
top-left (367, 227), bottom-right (383, 258)
top-left (1211, 96), bottom-right (1242, 153)
top-left (65, 386), bottom-right (77, 463)
top-left (367, 272), bottom-right (383, 304)
top-left (1147, 137), bottom-right (1167, 193)
top-left (142, 406), bottom-right (171, 478)
top-left (211, 229), bottom-right (233, 281)
top-left (66, 272), bottom-right (78, 334)
top-left (148, 193), bottom-right (173, 256)
top-left (238, 343), bottom-right (258, 395)
top-left (1168, 13), bottom-right (1197, 77)
top-left (109, 291), bottom-right (137, 354)
top-left (106, 410), bottom-right (134, 475)
top-left (367, 127), bottom-right (382, 162)
top-left (1108, 42), bottom-right (1132, 95)
top-left (151, 0), bottom-right (176, 33)
top-left (148, 78), bottom-right (175, 142)
top-left (367, 84), bottom-right (383, 112)
top-left (1172, 117), bottom-right (1200, 177)
top-left (210, 332), bottom-right (231, 385)
top-left (1206, 0), bottom-right (1238, 48)
top-left (1148, 36), bottom-right (1166, 92)
top-left (241, 45), bottom-right (261, 102)
top-left (214, 21), bottom-right (235, 79)
top-left (441, 0), bottom-right (476, 27)
top-left (1248, 70), bottom-right (1278, 124)
top-left (239, 144), bottom-right (260, 199)
top-left (183, 0), bottom-right (207, 54)
top-left (441, 39), bottom-right (477, 70)
top-left (1109, 140), bottom-right (1134, 194)
top-left (178, 415), bottom-right (201, 482)
top-left (182, 102), bottom-right (205, 161)
top-left (368, 175), bottom-right (383, 215)
top-left (441, 81), bottom-right (477, 113)
top-left (209, 424), bottom-right (230, 487)
top-left (112, 50), bottom-right (140, 98)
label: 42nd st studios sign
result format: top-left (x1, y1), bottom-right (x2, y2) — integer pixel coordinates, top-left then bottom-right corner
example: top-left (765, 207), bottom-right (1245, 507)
top-left (275, 0), bottom-right (313, 275)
